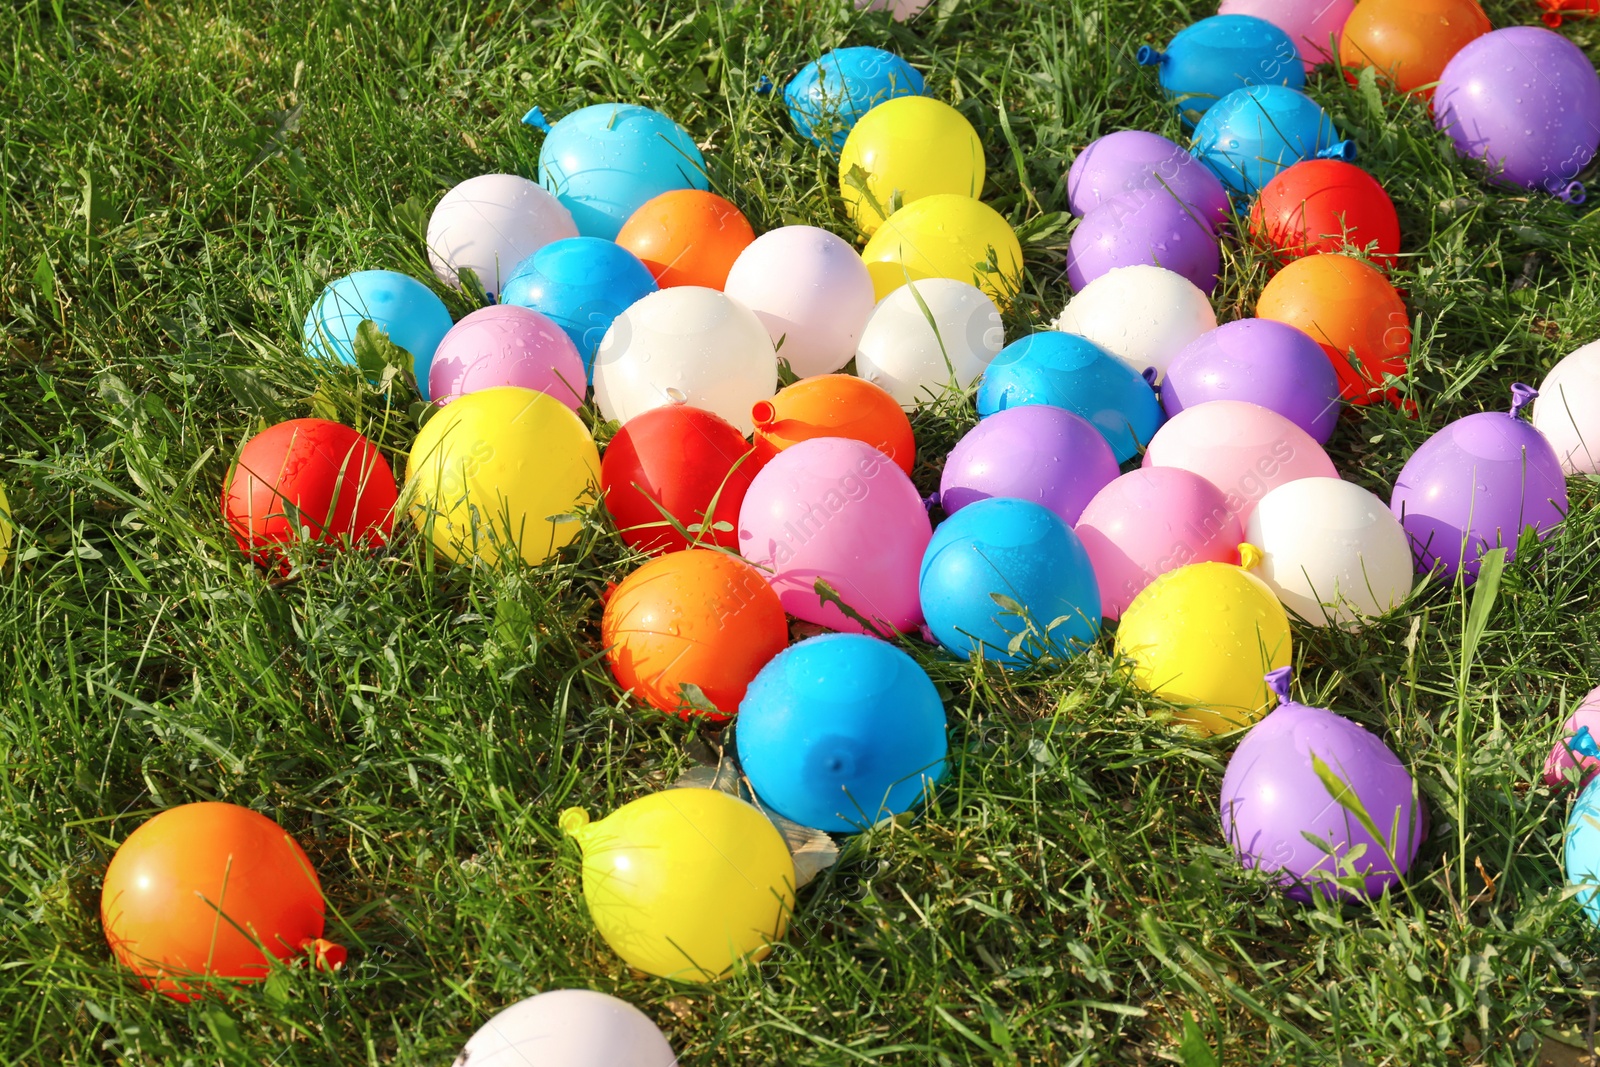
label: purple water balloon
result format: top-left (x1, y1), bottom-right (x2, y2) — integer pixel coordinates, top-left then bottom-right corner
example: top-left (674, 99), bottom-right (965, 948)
top-left (1221, 667), bottom-right (1425, 902)
top-left (1434, 27), bottom-right (1600, 203)
top-left (1389, 384), bottom-right (1568, 585)
top-left (1066, 130), bottom-right (1232, 226)
top-left (427, 304), bottom-right (587, 410)
top-left (1162, 319), bottom-right (1342, 443)
top-left (1067, 194), bottom-right (1222, 295)
top-left (936, 405), bottom-right (1119, 527)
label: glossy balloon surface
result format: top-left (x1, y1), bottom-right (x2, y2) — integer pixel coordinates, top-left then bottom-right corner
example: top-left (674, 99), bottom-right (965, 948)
top-left (738, 634), bottom-right (947, 830)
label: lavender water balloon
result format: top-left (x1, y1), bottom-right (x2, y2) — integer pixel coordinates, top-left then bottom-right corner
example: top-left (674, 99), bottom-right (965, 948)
top-left (937, 405), bottom-right (1120, 527)
top-left (1434, 27), bottom-right (1600, 203)
top-left (1067, 195), bottom-right (1221, 295)
top-left (1221, 667), bottom-right (1424, 902)
top-left (1162, 319), bottom-right (1342, 443)
top-left (1389, 384), bottom-right (1568, 585)
top-left (1067, 130), bottom-right (1232, 226)
top-left (427, 305), bottom-right (587, 410)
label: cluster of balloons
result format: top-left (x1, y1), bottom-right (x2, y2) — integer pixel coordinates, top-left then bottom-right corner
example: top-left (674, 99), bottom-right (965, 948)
top-left (99, 1), bottom-right (1596, 1049)
top-left (790, 47), bottom-right (1023, 310)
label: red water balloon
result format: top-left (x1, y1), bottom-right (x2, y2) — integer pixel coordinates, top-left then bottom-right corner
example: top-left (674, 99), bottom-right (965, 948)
top-left (601, 405), bottom-right (758, 554)
top-left (1250, 160), bottom-right (1401, 269)
top-left (222, 418), bottom-right (397, 568)
top-left (1539, 0), bottom-right (1600, 27)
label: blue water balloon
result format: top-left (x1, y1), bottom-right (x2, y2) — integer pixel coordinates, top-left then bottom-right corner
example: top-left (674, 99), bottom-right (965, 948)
top-left (976, 331), bottom-right (1163, 463)
top-left (1567, 766), bottom-right (1600, 925)
top-left (1138, 15), bottom-right (1305, 127)
top-left (784, 46), bottom-right (926, 149)
top-left (526, 103), bottom-right (709, 240)
top-left (1191, 85), bottom-right (1353, 197)
top-left (918, 497), bottom-right (1102, 668)
top-left (301, 270), bottom-right (454, 400)
top-left (737, 634), bottom-right (947, 833)
top-left (500, 237), bottom-right (658, 382)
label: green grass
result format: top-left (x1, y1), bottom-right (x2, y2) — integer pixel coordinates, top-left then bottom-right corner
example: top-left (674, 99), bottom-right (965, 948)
top-left (3, 0), bottom-right (1600, 1062)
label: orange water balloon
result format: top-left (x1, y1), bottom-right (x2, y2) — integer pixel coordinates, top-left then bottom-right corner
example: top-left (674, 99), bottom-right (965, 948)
top-left (751, 375), bottom-right (916, 475)
top-left (601, 549), bottom-right (789, 720)
top-left (1257, 253), bottom-right (1411, 407)
top-left (1339, 0), bottom-right (1491, 99)
top-left (615, 189), bottom-right (756, 290)
top-left (100, 803), bottom-right (342, 1001)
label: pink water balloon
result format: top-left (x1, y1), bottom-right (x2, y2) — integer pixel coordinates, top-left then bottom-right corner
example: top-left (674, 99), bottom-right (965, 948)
top-left (1544, 686), bottom-right (1600, 788)
top-left (1218, 0), bottom-right (1356, 72)
top-left (427, 305), bottom-right (586, 411)
top-left (738, 438), bottom-right (931, 635)
top-left (1143, 399), bottom-right (1337, 525)
top-left (1075, 467), bottom-right (1242, 620)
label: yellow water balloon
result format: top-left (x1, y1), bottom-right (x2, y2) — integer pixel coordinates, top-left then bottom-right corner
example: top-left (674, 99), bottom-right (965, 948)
top-left (839, 96), bottom-right (986, 236)
top-left (560, 789), bottom-right (795, 982)
top-left (1114, 552), bottom-right (1291, 736)
top-left (405, 386), bottom-right (600, 567)
top-left (860, 194), bottom-right (1023, 308)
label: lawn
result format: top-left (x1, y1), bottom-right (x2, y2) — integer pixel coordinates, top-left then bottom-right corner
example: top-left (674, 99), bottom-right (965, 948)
top-left (4, 0), bottom-right (1600, 1063)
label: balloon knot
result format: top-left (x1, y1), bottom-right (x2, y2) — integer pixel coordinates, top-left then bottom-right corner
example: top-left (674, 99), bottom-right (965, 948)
top-left (1237, 542), bottom-right (1263, 571)
top-left (755, 75), bottom-right (774, 96)
top-left (751, 400), bottom-right (777, 431)
top-left (521, 106), bottom-right (553, 133)
top-left (1572, 726), bottom-right (1600, 760)
top-left (1510, 382), bottom-right (1538, 419)
top-left (1316, 140), bottom-right (1358, 163)
top-left (1264, 666), bottom-right (1293, 703)
top-left (300, 938), bottom-right (347, 972)
top-left (1140, 366), bottom-right (1160, 388)
top-left (558, 807), bottom-right (590, 836)
top-left (1557, 180), bottom-right (1587, 206)
top-left (923, 491), bottom-right (941, 512)
top-left (1136, 46), bottom-right (1164, 67)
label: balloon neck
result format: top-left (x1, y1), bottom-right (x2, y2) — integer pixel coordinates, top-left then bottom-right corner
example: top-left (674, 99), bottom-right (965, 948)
top-left (1136, 46), bottom-right (1165, 67)
top-left (922, 491), bottom-right (941, 512)
top-left (1556, 180), bottom-right (1587, 206)
top-left (521, 106), bottom-right (553, 133)
top-left (755, 74), bottom-right (774, 96)
top-left (1140, 366), bottom-right (1160, 388)
top-left (299, 938), bottom-right (347, 972)
top-left (1509, 382), bottom-right (1538, 419)
top-left (1237, 542), bottom-right (1263, 571)
top-left (751, 400), bottom-right (777, 431)
top-left (1264, 666), bottom-right (1293, 704)
top-left (1316, 140), bottom-right (1357, 163)
top-left (1572, 726), bottom-right (1600, 760)
top-left (558, 807), bottom-right (591, 837)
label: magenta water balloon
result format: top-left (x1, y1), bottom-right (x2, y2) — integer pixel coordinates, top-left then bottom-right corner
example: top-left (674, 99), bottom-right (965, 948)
top-left (1067, 195), bottom-right (1221, 295)
top-left (937, 405), bottom-right (1120, 527)
top-left (1067, 131), bottom-right (1232, 226)
top-left (1221, 668), bottom-right (1425, 902)
top-left (1162, 319), bottom-right (1342, 443)
top-left (1434, 27), bottom-right (1600, 202)
top-left (427, 305), bottom-right (587, 411)
top-left (1389, 384), bottom-right (1568, 585)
